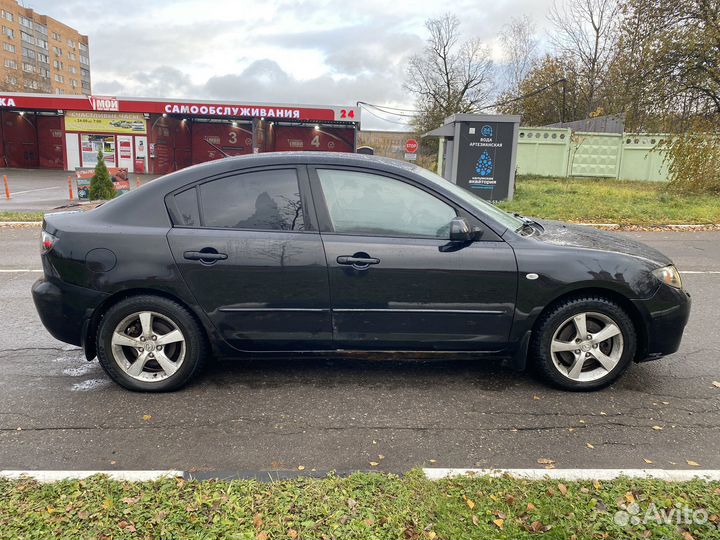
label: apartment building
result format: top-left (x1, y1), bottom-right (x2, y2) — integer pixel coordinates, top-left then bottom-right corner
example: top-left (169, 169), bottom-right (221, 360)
top-left (0, 0), bottom-right (90, 95)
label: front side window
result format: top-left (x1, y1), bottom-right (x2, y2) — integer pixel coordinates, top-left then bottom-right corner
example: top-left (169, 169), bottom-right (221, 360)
top-left (200, 169), bottom-right (304, 231)
top-left (317, 169), bottom-right (456, 239)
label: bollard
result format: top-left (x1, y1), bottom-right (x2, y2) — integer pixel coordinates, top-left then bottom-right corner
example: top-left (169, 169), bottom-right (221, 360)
top-left (136, 176), bottom-right (141, 189)
top-left (67, 176), bottom-right (74, 201)
top-left (3, 175), bottom-right (9, 200)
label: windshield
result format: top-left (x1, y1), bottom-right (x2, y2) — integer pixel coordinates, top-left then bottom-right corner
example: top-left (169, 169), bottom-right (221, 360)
top-left (412, 166), bottom-right (525, 231)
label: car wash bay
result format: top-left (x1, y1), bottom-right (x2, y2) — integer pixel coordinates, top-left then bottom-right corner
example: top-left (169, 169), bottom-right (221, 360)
top-left (0, 98), bottom-right (358, 175)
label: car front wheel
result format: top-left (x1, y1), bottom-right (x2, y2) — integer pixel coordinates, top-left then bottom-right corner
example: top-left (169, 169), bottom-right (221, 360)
top-left (531, 296), bottom-right (637, 391)
top-left (96, 295), bottom-right (206, 392)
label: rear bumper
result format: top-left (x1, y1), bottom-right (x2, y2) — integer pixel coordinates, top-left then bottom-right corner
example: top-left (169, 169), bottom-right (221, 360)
top-left (632, 284), bottom-right (691, 361)
top-left (31, 277), bottom-right (108, 347)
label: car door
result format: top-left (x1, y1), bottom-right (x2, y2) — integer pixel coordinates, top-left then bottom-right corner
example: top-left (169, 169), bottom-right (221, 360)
top-left (309, 166), bottom-right (518, 351)
top-left (166, 166), bottom-right (332, 351)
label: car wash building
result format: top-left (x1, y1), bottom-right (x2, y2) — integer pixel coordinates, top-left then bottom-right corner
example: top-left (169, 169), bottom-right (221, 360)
top-left (0, 93), bottom-right (360, 174)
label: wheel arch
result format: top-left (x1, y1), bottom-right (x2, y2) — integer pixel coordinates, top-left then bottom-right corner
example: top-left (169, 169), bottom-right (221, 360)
top-left (83, 288), bottom-right (211, 361)
top-left (530, 287), bottom-right (648, 362)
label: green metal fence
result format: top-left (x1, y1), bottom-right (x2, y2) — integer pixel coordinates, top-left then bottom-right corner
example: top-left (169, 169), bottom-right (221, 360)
top-left (516, 128), bottom-right (671, 181)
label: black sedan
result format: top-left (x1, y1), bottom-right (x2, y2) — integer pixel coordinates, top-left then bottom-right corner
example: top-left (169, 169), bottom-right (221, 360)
top-left (32, 152), bottom-right (691, 392)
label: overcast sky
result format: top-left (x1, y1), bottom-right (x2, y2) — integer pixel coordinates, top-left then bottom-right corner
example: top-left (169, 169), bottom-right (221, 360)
top-left (28, 0), bottom-right (556, 130)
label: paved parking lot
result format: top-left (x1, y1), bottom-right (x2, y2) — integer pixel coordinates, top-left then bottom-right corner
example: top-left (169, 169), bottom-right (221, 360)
top-left (0, 168), bottom-right (157, 213)
top-left (1, 225), bottom-right (719, 473)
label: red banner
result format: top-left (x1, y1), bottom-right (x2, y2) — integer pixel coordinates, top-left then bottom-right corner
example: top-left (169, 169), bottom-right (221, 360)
top-left (0, 94), bottom-right (360, 123)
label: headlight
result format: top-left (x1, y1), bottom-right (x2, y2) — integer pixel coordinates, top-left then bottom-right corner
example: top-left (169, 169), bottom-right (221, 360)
top-left (652, 265), bottom-right (683, 289)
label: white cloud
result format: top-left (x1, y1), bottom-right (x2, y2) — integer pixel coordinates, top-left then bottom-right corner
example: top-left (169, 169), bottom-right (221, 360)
top-left (28, 0), bottom-right (557, 129)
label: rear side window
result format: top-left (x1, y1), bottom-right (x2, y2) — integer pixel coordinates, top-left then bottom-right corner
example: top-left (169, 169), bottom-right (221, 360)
top-left (174, 187), bottom-right (200, 226)
top-left (199, 169), bottom-right (304, 231)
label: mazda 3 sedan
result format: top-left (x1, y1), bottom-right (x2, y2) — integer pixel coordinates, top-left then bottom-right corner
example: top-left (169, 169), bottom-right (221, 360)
top-left (32, 152), bottom-right (690, 392)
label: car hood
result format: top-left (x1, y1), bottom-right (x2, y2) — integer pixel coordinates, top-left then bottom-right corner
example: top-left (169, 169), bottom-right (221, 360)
top-left (532, 219), bottom-right (672, 267)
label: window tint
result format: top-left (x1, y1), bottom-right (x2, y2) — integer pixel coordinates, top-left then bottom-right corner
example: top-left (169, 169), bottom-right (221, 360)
top-left (174, 187), bottom-right (200, 227)
top-left (317, 169), bottom-right (456, 238)
top-left (200, 169), bottom-right (304, 230)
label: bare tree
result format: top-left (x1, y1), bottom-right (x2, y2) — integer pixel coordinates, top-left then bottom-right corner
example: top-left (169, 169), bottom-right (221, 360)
top-left (405, 13), bottom-right (494, 133)
top-left (499, 15), bottom-right (539, 94)
top-left (548, 0), bottom-right (621, 115)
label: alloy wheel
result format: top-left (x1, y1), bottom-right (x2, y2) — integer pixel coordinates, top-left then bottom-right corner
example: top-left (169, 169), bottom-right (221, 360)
top-left (549, 311), bottom-right (624, 382)
top-left (110, 311), bottom-right (186, 382)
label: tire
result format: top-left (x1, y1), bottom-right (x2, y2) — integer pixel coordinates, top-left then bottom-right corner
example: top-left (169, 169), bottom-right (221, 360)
top-left (96, 295), bottom-right (207, 392)
top-left (530, 296), bottom-right (636, 391)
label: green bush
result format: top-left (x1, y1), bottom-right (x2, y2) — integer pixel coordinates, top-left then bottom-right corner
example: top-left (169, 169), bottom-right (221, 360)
top-left (664, 131), bottom-right (720, 194)
top-left (88, 150), bottom-right (116, 200)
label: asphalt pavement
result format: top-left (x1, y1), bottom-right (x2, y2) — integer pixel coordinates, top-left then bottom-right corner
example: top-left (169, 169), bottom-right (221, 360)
top-left (0, 168), bottom-right (158, 213)
top-left (0, 225), bottom-right (719, 473)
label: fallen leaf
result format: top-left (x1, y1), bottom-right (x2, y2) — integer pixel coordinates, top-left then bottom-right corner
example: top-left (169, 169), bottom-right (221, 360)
top-left (568, 428), bottom-right (576, 432)
top-left (593, 480), bottom-right (602, 490)
top-left (78, 511), bottom-right (89, 519)
top-left (528, 520), bottom-right (543, 532)
top-left (545, 464), bottom-right (556, 469)
top-left (378, 454), bottom-right (385, 460)
top-left (118, 520), bottom-right (129, 529)
top-left (256, 532), bottom-right (269, 540)
top-left (347, 498), bottom-right (357, 509)
top-left (472, 515), bottom-right (480, 526)
top-left (121, 497), bottom-right (139, 505)
top-left (687, 460), bottom-right (700, 467)
top-left (579, 419), bottom-right (586, 423)
top-left (586, 443), bottom-right (594, 449)
top-left (288, 529), bottom-right (298, 539)
top-left (253, 513), bottom-right (263, 529)
top-left (527, 502), bottom-right (536, 511)
top-left (369, 461), bottom-right (379, 467)
top-left (297, 465), bottom-right (305, 471)
top-left (662, 401), bottom-right (670, 405)
top-left (465, 497), bottom-right (476, 510)
top-left (110, 460), bottom-right (117, 465)
top-left (558, 483), bottom-right (568, 496)
top-left (625, 492), bottom-right (636, 504)
top-left (643, 458), bottom-right (653, 464)
top-left (364, 518), bottom-right (374, 526)
top-left (652, 425), bottom-right (663, 431)
top-left (429, 459), bottom-right (437, 463)
top-left (142, 414), bottom-right (152, 421)
top-left (505, 494), bottom-right (516, 504)
top-left (427, 532), bottom-right (437, 540)
top-left (533, 395), bottom-right (541, 400)
top-left (580, 487), bottom-right (590, 494)
top-left (493, 518), bottom-right (504, 529)
top-left (682, 531), bottom-right (695, 540)
top-left (600, 411), bottom-right (607, 416)
top-left (537, 458), bottom-right (555, 465)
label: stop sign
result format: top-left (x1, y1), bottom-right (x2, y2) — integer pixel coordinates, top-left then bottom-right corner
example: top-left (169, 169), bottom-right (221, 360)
top-left (405, 139), bottom-right (418, 153)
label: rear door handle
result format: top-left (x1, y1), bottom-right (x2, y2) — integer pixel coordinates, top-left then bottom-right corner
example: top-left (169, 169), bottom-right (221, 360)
top-left (183, 249), bottom-right (228, 263)
top-left (337, 255), bottom-right (380, 268)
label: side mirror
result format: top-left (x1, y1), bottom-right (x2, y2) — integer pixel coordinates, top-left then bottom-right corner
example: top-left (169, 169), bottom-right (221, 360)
top-left (449, 217), bottom-right (483, 242)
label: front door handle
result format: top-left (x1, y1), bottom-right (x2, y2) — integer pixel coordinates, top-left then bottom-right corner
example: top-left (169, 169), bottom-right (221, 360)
top-left (184, 249), bottom-right (228, 264)
top-left (337, 254), bottom-right (380, 269)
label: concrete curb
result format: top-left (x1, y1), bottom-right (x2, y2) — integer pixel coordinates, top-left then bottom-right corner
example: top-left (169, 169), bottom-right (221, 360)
top-left (422, 468), bottom-right (720, 482)
top-left (0, 221), bottom-right (42, 226)
top-left (0, 470), bottom-right (183, 482)
top-left (3, 468), bottom-right (720, 483)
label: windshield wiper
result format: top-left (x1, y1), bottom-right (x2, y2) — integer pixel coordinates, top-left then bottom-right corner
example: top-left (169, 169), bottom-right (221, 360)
top-left (513, 213), bottom-right (542, 234)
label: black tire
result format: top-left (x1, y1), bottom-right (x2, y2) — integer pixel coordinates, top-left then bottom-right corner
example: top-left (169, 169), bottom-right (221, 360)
top-left (96, 295), bottom-right (207, 392)
top-left (530, 296), bottom-right (636, 391)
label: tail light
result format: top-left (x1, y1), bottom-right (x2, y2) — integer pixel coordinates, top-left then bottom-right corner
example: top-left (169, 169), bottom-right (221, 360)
top-left (41, 230), bottom-right (58, 254)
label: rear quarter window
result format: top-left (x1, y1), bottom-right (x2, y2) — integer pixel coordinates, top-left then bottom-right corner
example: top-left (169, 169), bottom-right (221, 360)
top-left (174, 187), bottom-right (200, 227)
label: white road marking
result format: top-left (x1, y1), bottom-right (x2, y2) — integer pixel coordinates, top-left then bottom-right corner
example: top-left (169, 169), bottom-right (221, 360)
top-left (0, 269), bottom-right (43, 273)
top-left (423, 468), bottom-right (720, 481)
top-left (682, 270), bottom-right (720, 274)
top-left (0, 470), bottom-right (183, 482)
top-left (9, 186), bottom-right (63, 195)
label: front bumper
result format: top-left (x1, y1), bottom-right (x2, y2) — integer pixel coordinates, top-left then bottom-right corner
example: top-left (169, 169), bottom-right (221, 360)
top-left (31, 277), bottom-right (108, 347)
top-left (632, 284), bottom-right (691, 361)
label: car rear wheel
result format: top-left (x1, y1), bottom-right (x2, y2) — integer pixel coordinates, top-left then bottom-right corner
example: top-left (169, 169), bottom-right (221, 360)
top-left (531, 296), bottom-right (636, 391)
top-left (96, 295), bottom-right (206, 392)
